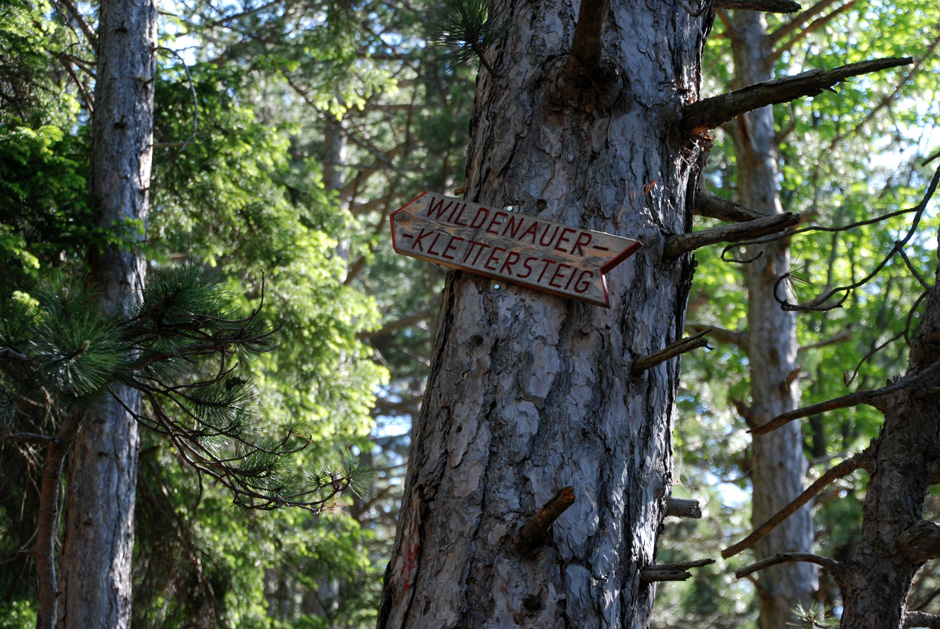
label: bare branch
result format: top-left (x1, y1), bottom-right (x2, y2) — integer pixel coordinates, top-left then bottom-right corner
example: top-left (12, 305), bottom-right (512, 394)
top-left (769, 1), bottom-right (857, 64)
top-left (665, 497), bottom-right (702, 519)
top-left (723, 451), bottom-right (871, 558)
top-left (6, 433), bottom-right (59, 446)
top-left (905, 611), bottom-right (940, 628)
top-left (752, 359), bottom-right (940, 436)
top-left (797, 330), bottom-right (852, 354)
top-left (686, 322), bottom-right (749, 352)
top-left (52, 0), bottom-right (98, 50)
top-left (518, 487), bottom-right (575, 555)
top-left (900, 521), bottom-right (940, 564)
top-left (714, 0), bottom-right (801, 12)
top-left (641, 559), bottom-right (715, 584)
top-left (769, 0), bottom-right (839, 44)
top-left (735, 553), bottom-right (845, 583)
top-left (570, 0), bottom-right (610, 71)
top-left (664, 212), bottom-right (800, 258)
top-left (682, 57), bottom-right (913, 133)
top-left (694, 191), bottom-right (765, 223)
top-left (631, 330), bottom-right (710, 376)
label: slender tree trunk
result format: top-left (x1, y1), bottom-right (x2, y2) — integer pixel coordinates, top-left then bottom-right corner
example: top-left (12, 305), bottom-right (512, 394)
top-left (839, 242), bottom-right (940, 626)
top-left (58, 0), bottom-right (156, 624)
top-left (728, 12), bottom-right (817, 628)
top-left (378, 3), bottom-right (709, 627)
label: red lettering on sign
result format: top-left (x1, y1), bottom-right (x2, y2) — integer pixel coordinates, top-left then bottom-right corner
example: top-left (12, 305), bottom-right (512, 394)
top-left (452, 203), bottom-right (469, 226)
top-left (572, 231), bottom-right (592, 256)
top-left (503, 214), bottom-right (525, 239)
top-left (469, 207), bottom-right (489, 229)
top-left (519, 222), bottom-right (539, 244)
top-left (536, 259), bottom-right (557, 283)
top-left (573, 270), bottom-right (593, 293)
top-left (483, 246), bottom-right (506, 271)
top-left (441, 236), bottom-right (462, 260)
top-left (500, 251), bottom-right (521, 274)
top-left (426, 197), bottom-right (453, 219)
top-left (486, 211), bottom-right (508, 235)
top-left (426, 232), bottom-right (444, 256)
top-left (518, 256), bottom-right (536, 279)
top-left (413, 228), bottom-right (434, 252)
top-left (539, 225), bottom-right (560, 247)
top-left (548, 263), bottom-right (571, 289)
top-left (555, 228), bottom-right (576, 254)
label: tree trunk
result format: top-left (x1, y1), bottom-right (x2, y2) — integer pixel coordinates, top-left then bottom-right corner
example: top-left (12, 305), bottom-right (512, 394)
top-left (378, 3), bottom-right (708, 627)
top-left (728, 12), bottom-right (817, 628)
top-left (839, 242), bottom-right (940, 626)
top-left (58, 0), bottom-right (156, 624)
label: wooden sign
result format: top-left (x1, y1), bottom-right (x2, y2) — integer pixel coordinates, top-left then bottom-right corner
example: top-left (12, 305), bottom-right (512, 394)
top-left (390, 192), bottom-right (641, 308)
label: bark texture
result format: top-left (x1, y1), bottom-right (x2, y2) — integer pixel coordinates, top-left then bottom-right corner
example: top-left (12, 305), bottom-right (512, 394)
top-left (839, 258), bottom-right (940, 627)
top-left (728, 12), bottom-right (816, 629)
top-left (378, 2), bottom-right (709, 627)
top-left (59, 0), bottom-right (157, 625)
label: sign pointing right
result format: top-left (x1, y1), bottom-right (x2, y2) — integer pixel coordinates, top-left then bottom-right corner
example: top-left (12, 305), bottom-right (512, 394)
top-left (390, 192), bottom-right (642, 308)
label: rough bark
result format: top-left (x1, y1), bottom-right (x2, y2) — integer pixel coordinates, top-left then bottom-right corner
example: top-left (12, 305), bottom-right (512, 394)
top-left (378, 2), bottom-right (709, 627)
top-left (728, 13), bottom-right (816, 629)
top-left (839, 256), bottom-right (940, 627)
top-left (58, 0), bottom-right (157, 625)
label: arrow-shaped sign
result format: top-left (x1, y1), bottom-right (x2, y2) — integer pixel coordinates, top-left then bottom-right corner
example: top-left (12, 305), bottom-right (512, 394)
top-left (390, 192), bottom-right (641, 308)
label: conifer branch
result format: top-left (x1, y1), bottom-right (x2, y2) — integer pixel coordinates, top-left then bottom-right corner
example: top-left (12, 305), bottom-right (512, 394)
top-left (694, 191), bottom-right (765, 223)
top-left (723, 451), bottom-right (872, 558)
top-left (769, 0), bottom-right (840, 44)
top-left (570, 0), bottom-right (610, 71)
top-left (714, 0), bottom-right (801, 12)
top-left (641, 559), bottom-right (715, 584)
top-left (665, 497), bottom-right (703, 519)
top-left (518, 487), bottom-right (575, 555)
top-left (664, 212), bottom-right (800, 258)
top-left (682, 57), bottom-right (913, 133)
top-left (686, 323), bottom-right (749, 352)
top-left (751, 359), bottom-right (940, 436)
top-left (899, 521), bottom-right (940, 564)
top-left (905, 611), bottom-right (940, 628)
top-left (734, 553), bottom-right (845, 583)
top-left (631, 330), bottom-right (710, 376)
top-left (768, 1), bottom-right (856, 64)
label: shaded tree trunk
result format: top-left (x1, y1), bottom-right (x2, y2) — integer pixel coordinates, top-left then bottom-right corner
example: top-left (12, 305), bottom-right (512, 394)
top-left (728, 12), bottom-right (817, 628)
top-left (839, 237), bottom-right (940, 626)
top-left (58, 0), bottom-right (157, 624)
top-left (378, 2), bottom-right (709, 627)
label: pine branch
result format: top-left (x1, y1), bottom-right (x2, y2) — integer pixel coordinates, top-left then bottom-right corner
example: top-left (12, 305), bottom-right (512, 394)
top-left (714, 0), bottom-right (801, 11)
top-left (686, 323), bottom-right (749, 352)
top-left (641, 559), bottom-right (715, 584)
top-left (734, 553), bottom-right (846, 583)
top-left (900, 521), bottom-right (940, 564)
top-left (518, 487), bottom-right (575, 555)
top-left (768, 1), bottom-right (856, 65)
top-left (665, 497), bottom-right (703, 519)
top-left (694, 191), bottom-right (765, 223)
top-left (723, 451), bottom-right (872, 558)
top-left (664, 212), bottom-right (800, 258)
top-left (570, 0), bottom-right (610, 71)
top-left (751, 359), bottom-right (940, 436)
top-left (769, 0), bottom-right (840, 44)
top-left (905, 611), bottom-right (940, 628)
top-left (631, 330), bottom-right (710, 376)
top-left (682, 57), bottom-right (913, 133)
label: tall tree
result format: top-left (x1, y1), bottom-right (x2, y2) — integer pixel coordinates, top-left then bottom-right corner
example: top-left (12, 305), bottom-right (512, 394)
top-left (58, 0), bottom-right (156, 624)
top-left (379, 2), bottom-right (709, 625)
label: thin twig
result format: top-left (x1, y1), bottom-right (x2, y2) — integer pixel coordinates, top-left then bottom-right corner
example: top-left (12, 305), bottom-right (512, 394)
top-left (518, 487), bottom-right (576, 555)
top-left (734, 552), bottom-right (845, 583)
top-left (665, 212), bottom-right (800, 258)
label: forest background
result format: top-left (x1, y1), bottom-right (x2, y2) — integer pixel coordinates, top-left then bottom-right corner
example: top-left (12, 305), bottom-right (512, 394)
top-left (1, 0), bottom-right (939, 627)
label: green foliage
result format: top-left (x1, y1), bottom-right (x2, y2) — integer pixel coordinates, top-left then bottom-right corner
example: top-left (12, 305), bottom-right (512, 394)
top-left (429, 0), bottom-right (508, 67)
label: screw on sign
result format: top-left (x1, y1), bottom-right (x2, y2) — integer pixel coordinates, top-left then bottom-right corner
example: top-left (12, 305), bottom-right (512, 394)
top-left (390, 192), bottom-right (642, 307)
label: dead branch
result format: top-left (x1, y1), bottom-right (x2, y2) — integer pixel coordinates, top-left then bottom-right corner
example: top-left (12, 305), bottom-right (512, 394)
top-left (641, 559), bottom-right (715, 584)
top-left (570, 0), bottom-right (610, 71)
top-left (665, 497), bottom-right (702, 519)
top-left (723, 451), bottom-right (872, 558)
top-left (768, 1), bottom-right (856, 64)
top-left (900, 521), bottom-right (940, 564)
top-left (631, 330), bottom-right (710, 376)
top-left (682, 57), bottom-right (912, 133)
top-left (905, 611), bottom-right (940, 628)
top-left (797, 330), bottom-right (852, 354)
top-left (752, 358), bottom-right (940, 436)
top-left (664, 212), bottom-right (800, 258)
top-left (694, 191), bottom-right (765, 223)
top-left (714, 0), bottom-right (801, 12)
top-left (686, 323), bottom-right (749, 352)
top-left (769, 0), bottom-right (840, 44)
top-left (518, 487), bottom-right (576, 555)
top-left (734, 553), bottom-right (845, 583)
